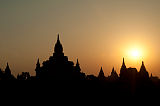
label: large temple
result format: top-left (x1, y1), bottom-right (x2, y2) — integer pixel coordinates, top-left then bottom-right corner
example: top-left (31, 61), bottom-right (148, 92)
top-left (119, 58), bottom-right (149, 82)
top-left (35, 34), bottom-right (86, 80)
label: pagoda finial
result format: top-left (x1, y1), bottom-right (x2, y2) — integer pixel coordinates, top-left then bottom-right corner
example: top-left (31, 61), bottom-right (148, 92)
top-left (123, 57), bottom-right (125, 64)
top-left (57, 34), bottom-right (60, 41)
top-left (122, 57), bottom-right (126, 66)
top-left (75, 58), bottom-right (81, 72)
top-left (112, 67), bottom-right (114, 72)
top-left (6, 62), bottom-right (10, 69)
top-left (140, 61), bottom-right (147, 72)
top-left (142, 61), bottom-right (144, 65)
top-left (5, 62), bottom-right (11, 75)
top-left (76, 58), bottom-right (79, 65)
top-left (141, 61), bottom-right (145, 69)
top-left (100, 66), bottom-right (103, 72)
top-left (98, 66), bottom-right (105, 80)
top-left (54, 34), bottom-right (63, 54)
top-left (120, 57), bottom-right (126, 70)
top-left (37, 58), bottom-right (40, 65)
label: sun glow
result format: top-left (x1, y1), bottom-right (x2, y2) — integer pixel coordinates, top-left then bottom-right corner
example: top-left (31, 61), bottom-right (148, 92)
top-left (129, 48), bottom-right (143, 60)
top-left (131, 50), bottom-right (140, 58)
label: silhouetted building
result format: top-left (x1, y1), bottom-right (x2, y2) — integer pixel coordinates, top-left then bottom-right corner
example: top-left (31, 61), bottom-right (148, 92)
top-left (5, 63), bottom-right (11, 76)
top-left (120, 58), bottom-right (128, 80)
top-left (73, 59), bottom-right (86, 80)
top-left (127, 67), bottom-right (138, 82)
top-left (0, 34), bottom-right (160, 97)
top-left (119, 58), bottom-right (151, 88)
top-left (86, 75), bottom-right (98, 80)
top-left (75, 59), bottom-right (81, 73)
top-left (150, 73), bottom-right (159, 85)
top-left (138, 61), bottom-right (149, 81)
top-left (108, 67), bottom-right (119, 81)
top-left (36, 34), bottom-right (85, 80)
top-left (0, 63), bottom-right (16, 80)
top-left (17, 72), bottom-right (31, 80)
top-left (98, 67), bottom-right (106, 80)
top-left (119, 58), bottom-right (139, 82)
top-left (0, 68), bottom-right (3, 80)
top-left (35, 58), bottom-right (41, 79)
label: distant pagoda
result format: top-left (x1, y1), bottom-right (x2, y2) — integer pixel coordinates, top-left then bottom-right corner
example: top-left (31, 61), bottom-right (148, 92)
top-left (138, 61), bottom-right (149, 81)
top-left (98, 67), bottom-right (106, 80)
top-left (119, 58), bottom-right (128, 80)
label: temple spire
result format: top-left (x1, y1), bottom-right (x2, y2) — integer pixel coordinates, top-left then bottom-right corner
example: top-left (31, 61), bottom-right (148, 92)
top-left (120, 58), bottom-right (127, 79)
top-left (98, 66), bottom-right (105, 80)
top-left (122, 57), bottom-right (126, 68)
top-left (99, 67), bottom-right (104, 76)
top-left (139, 61), bottom-right (149, 79)
top-left (110, 67), bottom-right (119, 80)
top-left (76, 59), bottom-right (79, 65)
top-left (54, 34), bottom-right (63, 54)
top-left (37, 58), bottom-right (40, 65)
top-left (123, 57), bottom-right (125, 65)
top-left (142, 61), bottom-right (144, 66)
top-left (112, 67), bottom-right (114, 72)
top-left (5, 62), bottom-right (11, 75)
top-left (75, 58), bottom-right (81, 72)
top-left (140, 61), bottom-right (146, 71)
top-left (35, 58), bottom-right (41, 79)
top-left (57, 34), bottom-right (60, 42)
top-left (100, 67), bottom-right (103, 72)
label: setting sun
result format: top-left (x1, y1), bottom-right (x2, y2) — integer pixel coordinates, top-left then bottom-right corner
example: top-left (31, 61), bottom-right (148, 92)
top-left (124, 45), bottom-right (145, 62)
top-left (127, 47), bottom-right (143, 61)
top-left (130, 49), bottom-right (142, 60)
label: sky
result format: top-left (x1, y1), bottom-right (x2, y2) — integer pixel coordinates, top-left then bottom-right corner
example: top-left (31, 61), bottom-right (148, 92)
top-left (0, 0), bottom-right (160, 77)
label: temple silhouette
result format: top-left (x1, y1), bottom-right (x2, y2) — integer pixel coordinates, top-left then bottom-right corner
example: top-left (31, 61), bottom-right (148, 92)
top-left (0, 63), bottom-right (16, 80)
top-left (0, 34), bottom-right (157, 82)
top-left (34, 34), bottom-right (86, 80)
top-left (0, 34), bottom-right (160, 96)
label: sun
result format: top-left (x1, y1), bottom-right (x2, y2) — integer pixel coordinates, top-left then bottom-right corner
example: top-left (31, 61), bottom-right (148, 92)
top-left (123, 43), bottom-right (148, 64)
top-left (131, 50), bottom-right (139, 57)
top-left (129, 49), bottom-right (142, 60)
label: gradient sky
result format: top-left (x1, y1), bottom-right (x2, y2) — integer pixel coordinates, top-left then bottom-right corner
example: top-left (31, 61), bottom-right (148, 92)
top-left (0, 0), bottom-right (160, 77)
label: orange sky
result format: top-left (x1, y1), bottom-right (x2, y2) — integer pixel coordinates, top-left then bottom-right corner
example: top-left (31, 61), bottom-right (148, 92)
top-left (0, 0), bottom-right (160, 77)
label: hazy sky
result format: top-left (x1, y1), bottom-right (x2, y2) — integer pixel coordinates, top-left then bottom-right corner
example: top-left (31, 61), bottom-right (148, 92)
top-left (0, 0), bottom-right (160, 77)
